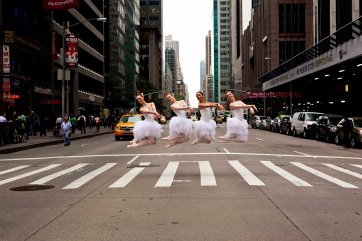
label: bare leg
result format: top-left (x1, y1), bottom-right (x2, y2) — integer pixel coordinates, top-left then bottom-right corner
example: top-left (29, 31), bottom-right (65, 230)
top-left (191, 138), bottom-right (199, 145)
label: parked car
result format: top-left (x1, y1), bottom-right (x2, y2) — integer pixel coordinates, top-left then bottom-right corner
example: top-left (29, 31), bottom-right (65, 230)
top-left (271, 116), bottom-right (282, 132)
top-left (315, 114), bottom-right (342, 142)
top-left (279, 115), bottom-right (292, 135)
top-left (159, 115), bottom-right (167, 124)
top-left (291, 111), bottom-right (324, 138)
top-left (251, 115), bottom-right (266, 129)
top-left (114, 113), bottom-right (142, 140)
top-left (334, 117), bottom-right (362, 148)
top-left (260, 117), bottom-right (273, 131)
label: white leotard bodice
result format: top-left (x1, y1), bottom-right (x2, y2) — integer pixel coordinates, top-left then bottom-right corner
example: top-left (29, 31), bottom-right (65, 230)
top-left (232, 108), bottom-right (244, 120)
top-left (200, 108), bottom-right (212, 122)
top-left (173, 109), bottom-right (186, 118)
top-left (143, 113), bottom-right (155, 121)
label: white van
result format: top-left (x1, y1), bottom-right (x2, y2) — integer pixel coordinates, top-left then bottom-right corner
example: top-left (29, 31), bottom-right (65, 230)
top-left (291, 112), bottom-right (324, 138)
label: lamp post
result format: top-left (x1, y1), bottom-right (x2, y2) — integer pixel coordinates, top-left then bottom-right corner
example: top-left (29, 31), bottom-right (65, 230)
top-left (61, 17), bottom-right (107, 117)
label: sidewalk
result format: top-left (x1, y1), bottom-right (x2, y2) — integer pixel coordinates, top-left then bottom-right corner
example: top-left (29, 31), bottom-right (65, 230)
top-left (0, 127), bottom-right (113, 154)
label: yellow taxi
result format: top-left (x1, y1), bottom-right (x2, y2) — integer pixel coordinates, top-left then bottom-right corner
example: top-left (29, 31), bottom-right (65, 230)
top-left (114, 114), bottom-right (142, 140)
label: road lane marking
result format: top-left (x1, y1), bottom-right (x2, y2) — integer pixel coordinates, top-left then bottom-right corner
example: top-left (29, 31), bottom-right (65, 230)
top-left (62, 163), bottom-right (117, 189)
top-left (2, 153), bottom-right (362, 161)
top-left (323, 163), bottom-right (362, 179)
top-left (261, 161), bottom-right (312, 187)
top-left (109, 162), bottom-right (150, 188)
top-left (127, 155), bottom-right (139, 165)
top-left (255, 138), bottom-right (264, 141)
top-left (228, 160), bottom-right (265, 186)
top-left (155, 161), bottom-right (179, 187)
top-left (293, 151), bottom-right (311, 157)
top-left (199, 161), bottom-right (217, 186)
top-left (30, 163), bottom-right (89, 185)
top-left (0, 165), bottom-right (30, 176)
top-left (223, 148), bottom-right (230, 153)
top-left (351, 164), bottom-right (362, 169)
top-left (0, 164), bottom-right (61, 186)
top-left (291, 162), bottom-right (358, 189)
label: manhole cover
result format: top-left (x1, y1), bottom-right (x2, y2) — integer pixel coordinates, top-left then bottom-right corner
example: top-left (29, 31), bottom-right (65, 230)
top-left (10, 185), bottom-right (55, 191)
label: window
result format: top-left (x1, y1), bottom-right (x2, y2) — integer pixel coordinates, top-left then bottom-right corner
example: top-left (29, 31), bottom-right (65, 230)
top-left (279, 4), bottom-right (305, 33)
top-left (279, 41), bottom-right (305, 63)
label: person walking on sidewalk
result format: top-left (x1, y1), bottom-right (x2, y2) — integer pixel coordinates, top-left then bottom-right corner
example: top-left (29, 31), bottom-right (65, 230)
top-left (61, 115), bottom-right (72, 146)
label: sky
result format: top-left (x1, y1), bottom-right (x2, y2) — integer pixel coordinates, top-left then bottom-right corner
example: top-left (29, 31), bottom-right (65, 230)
top-left (163, 0), bottom-right (251, 107)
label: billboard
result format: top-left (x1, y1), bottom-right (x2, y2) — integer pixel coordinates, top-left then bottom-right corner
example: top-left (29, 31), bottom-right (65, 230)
top-left (65, 34), bottom-right (78, 68)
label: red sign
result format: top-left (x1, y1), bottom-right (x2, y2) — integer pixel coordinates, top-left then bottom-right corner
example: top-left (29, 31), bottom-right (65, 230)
top-left (65, 34), bottom-right (78, 68)
top-left (43, 0), bottom-right (79, 10)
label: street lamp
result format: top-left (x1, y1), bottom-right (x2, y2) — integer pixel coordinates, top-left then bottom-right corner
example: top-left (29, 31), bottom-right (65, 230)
top-left (61, 17), bottom-right (107, 117)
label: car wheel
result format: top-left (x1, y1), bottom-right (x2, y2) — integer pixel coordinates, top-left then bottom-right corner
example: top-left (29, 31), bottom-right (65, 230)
top-left (335, 135), bottom-right (339, 145)
top-left (115, 136), bottom-right (120, 141)
top-left (303, 129), bottom-right (308, 139)
top-left (292, 128), bottom-right (297, 137)
top-left (350, 137), bottom-right (356, 148)
top-left (286, 128), bottom-right (290, 135)
top-left (325, 133), bottom-right (330, 143)
top-left (315, 131), bottom-right (319, 140)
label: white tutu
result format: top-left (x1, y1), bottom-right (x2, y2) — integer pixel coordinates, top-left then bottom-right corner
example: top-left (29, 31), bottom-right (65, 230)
top-left (133, 114), bottom-right (163, 142)
top-left (194, 108), bottom-right (216, 140)
top-left (169, 116), bottom-right (193, 138)
top-left (194, 119), bottom-right (216, 140)
top-left (225, 117), bottom-right (248, 141)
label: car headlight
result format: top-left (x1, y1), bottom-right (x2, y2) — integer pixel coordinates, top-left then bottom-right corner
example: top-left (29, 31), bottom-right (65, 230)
top-left (115, 126), bottom-right (121, 130)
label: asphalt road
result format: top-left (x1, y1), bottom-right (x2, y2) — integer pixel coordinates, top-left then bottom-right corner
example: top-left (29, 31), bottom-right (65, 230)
top-left (0, 124), bottom-right (361, 241)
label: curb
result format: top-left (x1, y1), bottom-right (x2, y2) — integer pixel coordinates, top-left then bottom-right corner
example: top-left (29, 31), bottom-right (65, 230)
top-left (0, 131), bottom-right (113, 154)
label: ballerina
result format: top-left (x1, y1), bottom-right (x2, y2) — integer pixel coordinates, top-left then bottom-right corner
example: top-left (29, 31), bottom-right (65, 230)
top-left (162, 93), bottom-right (194, 148)
top-left (127, 95), bottom-right (163, 148)
top-left (192, 91), bottom-right (224, 145)
top-left (220, 92), bottom-right (258, 143)
top-left (225, 90), bottom-right (257, 115)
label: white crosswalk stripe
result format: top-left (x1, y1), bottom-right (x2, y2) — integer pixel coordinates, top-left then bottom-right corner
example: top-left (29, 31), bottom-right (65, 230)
top-left (0, 164), bottom-right (61, 186)
top-left (323, 163), bottom-right (362, 179)
top-left (199, 161), bottom-right (217, 186)
top-left (155, 161), bottom-right (179, 187)
top-left (0, 165), bottom-right (30, 176)
top-left (261, 161), bottom-right (312, 187)
top-left (109, 162), bottom-right (150, 188)
top-left (62, 163), bottom-right (117, 189)
top-left (1, 161), bottom-right (361, 190)
top-left (30, 163), bottom-right (89, 185)
top-left (291, 162), bottom-right (358, 189)
top-left (228, 160), bottom-right (265, 186)
top-left (351, 164), bottom-right (362, 169)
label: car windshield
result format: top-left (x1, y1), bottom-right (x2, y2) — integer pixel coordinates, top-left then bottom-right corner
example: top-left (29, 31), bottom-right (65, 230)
top-left (354, 119), bottom-right (362, 127)
top-left (305, 113), bottom-right (322, 121)
top-left (119, 115), bottom-right (141, 123)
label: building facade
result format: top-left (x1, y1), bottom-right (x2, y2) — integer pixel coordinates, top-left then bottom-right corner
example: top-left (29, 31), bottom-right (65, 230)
top-left (1, 0), bottom-right (106, 120)
top-left (214, 0), bottom-right (231, 104)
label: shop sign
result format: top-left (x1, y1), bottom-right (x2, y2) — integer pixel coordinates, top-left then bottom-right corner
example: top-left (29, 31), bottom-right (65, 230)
top-left (2, 45), bottom-right (10, 74)
top-left (34, 86), bottom-right (52, 95)
top-left (43, 0), bottom-right (79, 10)
top-left (51, 31), bottom-right (58, 60)
top-left (4, 31), bottom-right (15, 43)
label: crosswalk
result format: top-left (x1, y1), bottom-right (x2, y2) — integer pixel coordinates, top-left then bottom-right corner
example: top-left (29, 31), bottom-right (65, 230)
top-left (0, 160), bottom-right (361, 190)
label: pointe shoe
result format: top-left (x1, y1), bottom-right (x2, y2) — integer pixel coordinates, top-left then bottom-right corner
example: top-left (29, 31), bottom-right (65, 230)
top-left (161, 136), bottom-right (170, 141)
top-left (127, 143), bottom-right (137, 148)
top-left (164, 143), bottom-right (174, 148)
top-left (191, 139), bottom-right (198, 145)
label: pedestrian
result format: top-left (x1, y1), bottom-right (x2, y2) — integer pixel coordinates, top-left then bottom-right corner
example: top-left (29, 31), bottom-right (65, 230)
top-left (342, 114), bottom-right (352, 148)
top-left (39, 115), bottom-right (47, 136)
top-left (0, 113), bottom-right (7, 145)
top-left (94, 116), bottom-right (101, 133)
top-left (220, 92), bottom-right (258, 143)
top-left (77, 114), bottom-right (86, 134)
top-left (127, 95), bottom-right (163, 148)
top-left (61, 115), bottom-right (72, 146)
top-left (162, 92), bottom-right (194, 148)
top-left (191, 91), bottom-right (224, 145)
top-left (70, 115), bottom-right (77, 134)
